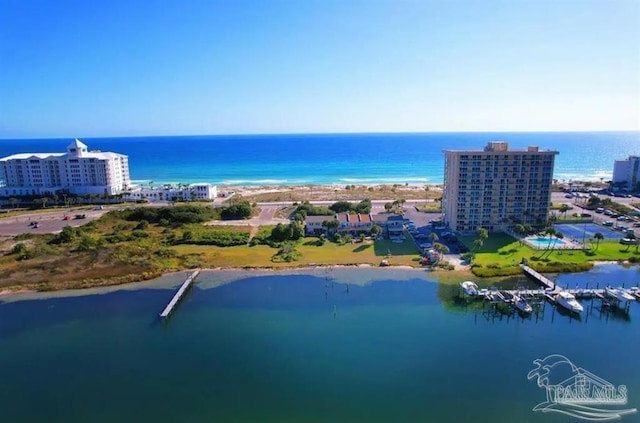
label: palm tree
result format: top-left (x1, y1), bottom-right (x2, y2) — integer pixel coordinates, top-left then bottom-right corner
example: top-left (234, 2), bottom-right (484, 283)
top-left (624, 233), bottom-right (637, 252)
top-left (594, 232), bottom-right (604, 251)
top-left (473, 239), bottom-right (484, 252)
top-left (429, 232), bottom-right (439, 244)
top-left (8, 197), bottom-right (17, 209)
top-left (559, 204), bottom-right (571, 220)
top-left (514, 224), bottom-right (525, 245)
top-left (544, 227), bottom-right (557, 252)
top-left (433, 242), bottom-right (449, 260)
top-left (551, 231), bottom-right (563, 252)
top-left (322, 219), bottom-right (340, 235)
top-left (476, 227), bottom-right (488, 250)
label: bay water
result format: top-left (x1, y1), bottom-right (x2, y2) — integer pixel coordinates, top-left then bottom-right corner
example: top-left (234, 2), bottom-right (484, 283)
top-left (1, 264), bottom-right (640, 422)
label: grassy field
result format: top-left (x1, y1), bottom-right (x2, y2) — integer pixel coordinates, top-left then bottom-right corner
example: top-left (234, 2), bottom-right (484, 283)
top-left (172, 237), bottom-right (420, 268)
top-left (0, 206), bottom-right (424, 292)
top-left (459, 232), bottom-right (640, 277)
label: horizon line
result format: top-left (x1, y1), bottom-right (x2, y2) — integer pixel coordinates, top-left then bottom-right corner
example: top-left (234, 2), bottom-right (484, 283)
top-left (1, 128), bottom-right (639, 141)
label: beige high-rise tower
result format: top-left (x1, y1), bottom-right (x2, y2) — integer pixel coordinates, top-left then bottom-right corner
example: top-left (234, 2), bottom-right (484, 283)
top-left (443, 141), bottom-right (558, 232)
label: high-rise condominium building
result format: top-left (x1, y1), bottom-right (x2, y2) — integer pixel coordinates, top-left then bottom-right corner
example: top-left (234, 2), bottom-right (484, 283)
top-left (443, 141), bottom-right (558, 232)
top-left (0, 139), bottom-right (130, 197)
top-left (612, 155), bottom-right (640, 191)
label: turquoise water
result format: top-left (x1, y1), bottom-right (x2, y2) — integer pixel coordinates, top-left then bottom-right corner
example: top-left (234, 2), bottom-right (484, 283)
top-left (1, 265), bottom-right (640, 423)
top-left (529, 237), bottom-right (567, 248)
top-left (0, 132), bottom-right (638, 185)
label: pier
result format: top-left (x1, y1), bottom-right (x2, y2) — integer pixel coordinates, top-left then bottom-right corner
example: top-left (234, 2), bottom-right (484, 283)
top-left (520, 264), bottom-right (557, 291)
top-left (160, 270), bottom-right (200, 319)
top-left (463, 265), bottom-right (640, 316)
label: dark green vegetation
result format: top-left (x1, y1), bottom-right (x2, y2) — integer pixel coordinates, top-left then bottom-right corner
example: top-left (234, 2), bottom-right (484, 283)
top-left (292, 199), bottom-right (373, 220)
top-left (586, 196), bottom-right (634, 215)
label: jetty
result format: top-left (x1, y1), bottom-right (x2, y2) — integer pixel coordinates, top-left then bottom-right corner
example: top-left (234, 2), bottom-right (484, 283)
top-left (160, 270), bottom-right (200, 319)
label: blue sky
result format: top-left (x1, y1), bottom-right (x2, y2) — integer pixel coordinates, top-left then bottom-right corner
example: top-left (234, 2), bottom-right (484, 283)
top-left (1, 0), bottom-right (639, 137)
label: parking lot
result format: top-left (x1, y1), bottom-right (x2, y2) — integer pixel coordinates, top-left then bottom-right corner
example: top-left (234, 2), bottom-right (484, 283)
top-left (399, 207), bottom-right (469, 256)
top-left (0, 209), bottom-right (107, 236)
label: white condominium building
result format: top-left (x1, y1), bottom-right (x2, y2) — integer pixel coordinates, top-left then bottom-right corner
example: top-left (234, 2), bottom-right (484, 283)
top-left (612, 155), bottom-right (640, 191)
top-left (443, 141), bottom-right (558, 232)
top-left (125, 183), bottom-right (218, 202)
top-left (0, 139), bottom-right (130, 197)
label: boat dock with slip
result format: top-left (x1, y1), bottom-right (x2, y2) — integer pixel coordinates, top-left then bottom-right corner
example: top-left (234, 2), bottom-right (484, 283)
top-left (461, 265), bottom-right (639, 314)
top-left (160, 270), bottom-right (200, 319)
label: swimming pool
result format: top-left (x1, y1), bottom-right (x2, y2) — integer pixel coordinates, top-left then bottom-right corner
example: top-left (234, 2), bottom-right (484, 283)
top-left (527, 237), bottom-right (567, 248)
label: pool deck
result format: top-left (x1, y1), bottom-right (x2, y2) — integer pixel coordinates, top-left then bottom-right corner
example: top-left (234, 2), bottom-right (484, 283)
top-left (523, 236), bottom-right (584, 250)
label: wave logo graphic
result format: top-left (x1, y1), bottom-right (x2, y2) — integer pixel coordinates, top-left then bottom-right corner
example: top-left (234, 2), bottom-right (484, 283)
top-left (528, 354), bottom-right (637, 421)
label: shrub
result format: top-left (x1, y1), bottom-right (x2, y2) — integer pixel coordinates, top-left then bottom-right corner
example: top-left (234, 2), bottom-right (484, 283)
top-left (295, 202), bottom-right (333, 216)
top-left (175, 227), bottom-right (250, 247)
top-left (77, 235), bottom-right (102, 251)
top-left (11, 242), bottom-right (31, 260)
top-left (272, 243), bottom-right (301, 262)
top-left (135, 220), bottom-right (149, 230)
top-left (270, 222), bottom-right (304, 242)
top-left (221, 202), bottom-right (252, 220)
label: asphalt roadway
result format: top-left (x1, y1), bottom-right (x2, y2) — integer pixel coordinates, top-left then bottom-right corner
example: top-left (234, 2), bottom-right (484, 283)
top-left (0, 209), bottom-right (109, 236)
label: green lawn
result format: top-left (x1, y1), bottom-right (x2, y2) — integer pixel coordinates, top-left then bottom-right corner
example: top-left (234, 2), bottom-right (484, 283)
top-left (462, 233), bottom-right (640, 277)
top-left (458, 232), bottom-right (516, 252)
top-left (172, 236), bottom-right (421, 268)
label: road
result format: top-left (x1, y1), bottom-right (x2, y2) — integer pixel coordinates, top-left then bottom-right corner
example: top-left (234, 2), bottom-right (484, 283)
top-left (0, 209), bottom-right (109, 236)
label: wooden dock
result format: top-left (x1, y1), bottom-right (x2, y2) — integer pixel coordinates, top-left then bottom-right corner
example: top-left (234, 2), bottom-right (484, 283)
top-left (520, 264), bottom-right (556, 291)
top-left (160, 270), bottom-right (200, 319)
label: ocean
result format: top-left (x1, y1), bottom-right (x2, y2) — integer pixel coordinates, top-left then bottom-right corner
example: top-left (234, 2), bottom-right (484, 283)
top-left (0, 131), bottom-right (637, 186)
top-left (1, 264), bottom-right (640, 423)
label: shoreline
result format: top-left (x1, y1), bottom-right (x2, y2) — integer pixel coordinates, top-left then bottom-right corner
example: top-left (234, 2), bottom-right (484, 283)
top-left (1, 260), bottom-right (634, 303)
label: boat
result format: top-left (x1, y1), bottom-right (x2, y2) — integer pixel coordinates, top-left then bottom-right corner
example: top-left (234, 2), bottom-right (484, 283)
top-left (628, 287), bottom-right (640, 300)
top-left (460, 281), bottom-right (479, 296)
top-left (500, 290), bottom-right (514, 303)
top-left (513, 295), bottom-right (533, 313)
top-left (605, 287), bottom-right (636, 302)
top-left (555, 291), bottom-right (584, 313)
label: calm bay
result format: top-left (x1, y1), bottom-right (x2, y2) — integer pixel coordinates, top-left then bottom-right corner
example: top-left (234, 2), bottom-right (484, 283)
top-left (1, 264), bottom-right (640, 422)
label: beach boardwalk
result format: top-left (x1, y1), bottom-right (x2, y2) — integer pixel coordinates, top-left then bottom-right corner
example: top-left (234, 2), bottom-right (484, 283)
top-left (160, 270), bottom-right (200, 319)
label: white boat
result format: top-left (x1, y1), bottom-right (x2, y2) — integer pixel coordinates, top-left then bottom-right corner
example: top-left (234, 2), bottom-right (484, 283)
top-left (513, 295), bottom-right (533, 313)
top-left (628, 287), bottom-right (640, 300)
top-left (555, 291), bottom-right (583, 313)
top-left (605, 287), bottom-right (636, 302)
top-left (460, 281), bottom-right (479, 296)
